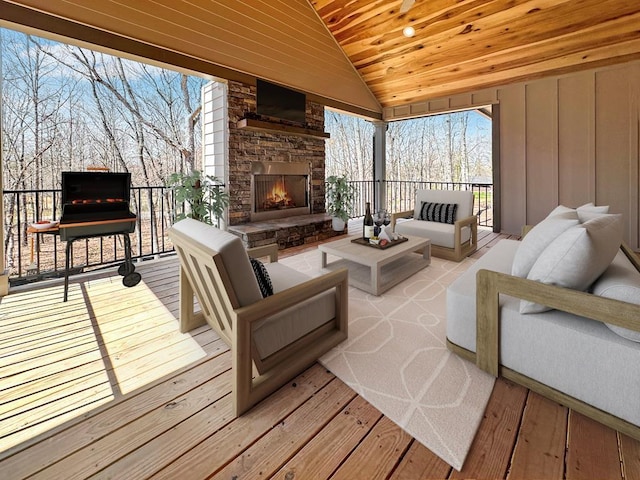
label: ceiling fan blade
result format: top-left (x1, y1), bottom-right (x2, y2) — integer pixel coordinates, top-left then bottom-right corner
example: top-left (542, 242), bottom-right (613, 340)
top-left (400, 0), bottom-right (415, 14)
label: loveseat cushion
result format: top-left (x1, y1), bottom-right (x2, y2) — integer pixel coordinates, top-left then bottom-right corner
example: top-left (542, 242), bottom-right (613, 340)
top-left (592, 250), bottom-right (640, 342)
top-left (252, 262), bottom-right (336, 359)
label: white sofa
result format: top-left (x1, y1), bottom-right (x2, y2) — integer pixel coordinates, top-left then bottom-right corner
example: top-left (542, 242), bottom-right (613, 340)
top-left (446, 207), bottom-right (640, 439)
top-left (391, 189), bottom-right (477, 261)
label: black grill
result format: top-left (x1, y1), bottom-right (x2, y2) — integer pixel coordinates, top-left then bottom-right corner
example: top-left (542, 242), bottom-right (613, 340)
top-left (59, 171), bottom-right (140, 300)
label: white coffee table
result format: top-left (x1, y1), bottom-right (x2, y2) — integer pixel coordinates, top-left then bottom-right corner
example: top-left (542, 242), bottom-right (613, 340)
top-left (318, 235), bottom-right (431, 295)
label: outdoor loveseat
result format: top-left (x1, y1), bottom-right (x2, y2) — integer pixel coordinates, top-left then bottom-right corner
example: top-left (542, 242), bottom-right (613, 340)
top-left (391, 189), bottom-right (477, 262)
top-left (168, 218), bottom-right (348, 415)
top-left (446, 205), bottom-right (640, 439)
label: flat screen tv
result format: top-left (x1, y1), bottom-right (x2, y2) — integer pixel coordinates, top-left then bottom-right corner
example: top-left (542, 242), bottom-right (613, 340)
top-left (256, 79), bottom-right (306, 124)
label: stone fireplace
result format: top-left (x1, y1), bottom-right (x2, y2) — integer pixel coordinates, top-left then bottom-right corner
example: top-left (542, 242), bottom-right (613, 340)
top-left (251, 161), bottom-right (310, 221)
top-left (224, 80), bottom-right (338, 248)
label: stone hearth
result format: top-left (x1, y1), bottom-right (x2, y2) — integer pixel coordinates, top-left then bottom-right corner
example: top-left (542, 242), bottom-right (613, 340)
top-left (227, 213), bottom-right (338, 249)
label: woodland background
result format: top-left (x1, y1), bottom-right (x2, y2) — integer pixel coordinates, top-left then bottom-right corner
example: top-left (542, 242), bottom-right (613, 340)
top-left (1, 29), bottom-right (491, 277)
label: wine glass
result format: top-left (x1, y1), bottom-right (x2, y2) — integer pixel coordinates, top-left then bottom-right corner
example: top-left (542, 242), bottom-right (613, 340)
top-left (373, 210), bottom-right (384, 236)
top-left (382, 209), bottom-right (391, 227)
top-left (373, 210), bottom-right (389, 237)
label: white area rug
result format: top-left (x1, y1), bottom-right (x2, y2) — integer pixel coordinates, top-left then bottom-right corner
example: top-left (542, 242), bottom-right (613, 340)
top-left (280, 249), bottom-right (495, 470)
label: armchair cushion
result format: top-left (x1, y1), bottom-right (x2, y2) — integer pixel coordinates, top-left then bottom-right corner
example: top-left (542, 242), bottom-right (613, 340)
top-left (396, 219), bottom-right (469, 249)
top-left (170, 218), bottom-right (262, 307)
top-left (412, 189), bottom-right (473, 219)
top-left (253, 262), bottom-right (336, 359)
top-left (419, 201), bottom-right (458, 224)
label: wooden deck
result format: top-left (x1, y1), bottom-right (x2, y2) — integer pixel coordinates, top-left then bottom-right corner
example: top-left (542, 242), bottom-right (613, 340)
top-left (1, 228), bottom-right (639, 479)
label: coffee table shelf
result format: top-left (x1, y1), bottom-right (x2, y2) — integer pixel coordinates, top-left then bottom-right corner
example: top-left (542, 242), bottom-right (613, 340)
top-left (318, 235), bottom-right (431, 295)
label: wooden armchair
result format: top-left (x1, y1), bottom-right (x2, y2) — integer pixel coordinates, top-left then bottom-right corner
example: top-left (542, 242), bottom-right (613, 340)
top-left (168, 218), bottom-right (348, 416)
top-left (391, 189), bottom-right (477, 262)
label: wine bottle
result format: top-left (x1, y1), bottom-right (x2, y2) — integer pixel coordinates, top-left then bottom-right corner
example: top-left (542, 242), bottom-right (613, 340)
top-left (363, 202), bottom-right (374, 239)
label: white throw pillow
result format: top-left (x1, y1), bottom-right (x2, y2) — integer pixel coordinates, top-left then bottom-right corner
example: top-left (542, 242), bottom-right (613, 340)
top-left (520, 213), bottom-right (623, 313)
top-left (511, 206), bottom-right (580, 278)
top-left (576, 202), bottom-right (609, 222)
top-left (592, 253), bottom-right (640, 342)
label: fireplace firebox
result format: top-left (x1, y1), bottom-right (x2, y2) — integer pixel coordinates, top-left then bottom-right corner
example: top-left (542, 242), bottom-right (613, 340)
top-left (251, 161), bottom-right (311, 221)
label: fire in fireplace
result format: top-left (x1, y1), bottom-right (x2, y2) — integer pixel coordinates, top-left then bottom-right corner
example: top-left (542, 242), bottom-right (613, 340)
top-left (251, 161), bottom-right (311, 221)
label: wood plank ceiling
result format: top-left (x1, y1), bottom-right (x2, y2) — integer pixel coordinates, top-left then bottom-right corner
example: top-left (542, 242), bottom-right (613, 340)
top-left (2, 0), bottom-right (640, 118)
top-left (312, 0), bottom-right (640, 108)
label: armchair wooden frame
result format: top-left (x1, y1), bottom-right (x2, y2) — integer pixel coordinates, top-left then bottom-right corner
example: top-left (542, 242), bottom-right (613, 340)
top-left (391, 209), bottom-right (478, 262)
top-left (447, 242), bottom-right (640, 441)
top-left (169, 228), bottom-right (348, 416)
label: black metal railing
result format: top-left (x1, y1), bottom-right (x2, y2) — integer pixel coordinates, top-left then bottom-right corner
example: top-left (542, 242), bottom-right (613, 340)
top-left (5, 179), bottom-right (492, 285)
top-left (341, 180), bottom-right (493, 227)
top-left (2, 185), bottom-right (224, 285)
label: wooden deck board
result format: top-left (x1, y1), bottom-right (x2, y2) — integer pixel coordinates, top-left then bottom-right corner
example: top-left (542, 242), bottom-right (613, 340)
top-left (508, 391), bottom-right (568, 479)
top-left (273, 395), bottom-right (383, 479)
top-left (331, 415), bottom-right (413, 480)
top-left (150, 364), bottom-right (336, 480)
top-left (619, 434), bottom-right (640, 480)
top-left (451, 377), bottom-right (528, 479)
top-left (388, 439), bottom-right (452, 479)
top-left (1, 353), bottom-right (227, 478)
top-left (31, 372), bottom-right (234, 480)
top-left (566, 411), bottom-right (623, 479)
top-left (211, 379), bottom-right (356, 479)
top-left (1, 231), bottom-right (638, 479)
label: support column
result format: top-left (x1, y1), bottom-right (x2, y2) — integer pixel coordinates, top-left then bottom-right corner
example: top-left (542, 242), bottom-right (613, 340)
top-left (372, 120), bottom-right (387, 211)
top-left (0, 49), bottom-right (8, 296)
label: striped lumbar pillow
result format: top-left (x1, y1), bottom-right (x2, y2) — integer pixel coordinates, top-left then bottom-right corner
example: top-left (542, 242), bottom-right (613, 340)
top-left (419, 201), bottom-right (458, 224)
top-left (249, 257), bottom-right (273, 297)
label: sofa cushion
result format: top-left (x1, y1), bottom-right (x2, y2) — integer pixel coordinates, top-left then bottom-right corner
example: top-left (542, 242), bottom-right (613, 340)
top-left (250, 257), bottom-right (273, 298)
top-left (170, 218), bottom-right (262, 307)
top-left (419, 201), bottom-right (458, 224)
top-left (520, 214), bottom-right (623, 313)
top-left (592, 250), bottom-right (640, 342)
top-left (395, 218), bottom-right (470, 249)
top-left (511, 206), bottom-right (580, 278)
top-left (252, 262), bottom-right (336, 359)
top-left (447, 239), bottom-right (519, 352)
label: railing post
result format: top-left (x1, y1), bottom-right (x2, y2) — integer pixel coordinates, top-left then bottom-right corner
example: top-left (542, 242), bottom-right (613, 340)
top-left (372, 121), bottom-right (387, 212)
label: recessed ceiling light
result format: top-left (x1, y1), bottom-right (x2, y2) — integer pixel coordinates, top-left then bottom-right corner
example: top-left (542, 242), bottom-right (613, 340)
top-left (403, 26), bottom-right (415, 37)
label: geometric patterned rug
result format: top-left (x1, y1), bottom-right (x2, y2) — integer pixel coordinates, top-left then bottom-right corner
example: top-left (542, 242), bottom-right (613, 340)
top-left (280, 249), bottom-right (495, 471)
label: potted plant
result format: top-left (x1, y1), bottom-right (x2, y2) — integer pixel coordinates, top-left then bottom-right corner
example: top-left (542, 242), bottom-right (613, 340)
top-left (166, 170), bottom-right (229, 226)
top-left (325, 174), bottom-right (355, 232)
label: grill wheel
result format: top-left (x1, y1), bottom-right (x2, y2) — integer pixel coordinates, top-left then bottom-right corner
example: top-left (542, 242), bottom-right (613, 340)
top-left (123, 272), bottom-right (142, 288)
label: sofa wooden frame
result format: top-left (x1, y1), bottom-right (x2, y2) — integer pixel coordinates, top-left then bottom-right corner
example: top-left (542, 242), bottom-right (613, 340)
top-left (446, 242), bottom-right (640, 440)
top-left (169, 228), bottom-right (349, 416)
top-left (391, 208), bottom-right (478, 262)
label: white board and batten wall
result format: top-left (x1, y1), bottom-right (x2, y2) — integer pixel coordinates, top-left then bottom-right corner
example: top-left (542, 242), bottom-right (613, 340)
top-left (385, 61), bottom-right (640, 250)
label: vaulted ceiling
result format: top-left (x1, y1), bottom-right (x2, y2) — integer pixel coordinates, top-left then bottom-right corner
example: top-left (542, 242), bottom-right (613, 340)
top-left (2, 0), bottom-right (640, 120)
top-left (313, 0), bottom-right (640, 109)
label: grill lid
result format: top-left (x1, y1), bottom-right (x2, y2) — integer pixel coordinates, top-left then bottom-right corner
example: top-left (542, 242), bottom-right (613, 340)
top-left (61, 171), bottom-right (131, 205)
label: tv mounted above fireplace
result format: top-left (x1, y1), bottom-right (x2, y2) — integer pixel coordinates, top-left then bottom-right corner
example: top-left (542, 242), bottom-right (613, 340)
top-left (256, 79), bottom-right (306, 124)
